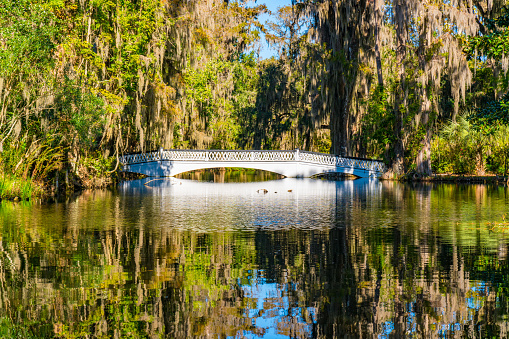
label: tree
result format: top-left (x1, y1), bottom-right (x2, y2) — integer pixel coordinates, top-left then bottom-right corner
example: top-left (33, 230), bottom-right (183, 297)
top-left (297, 0), bottom-right (501, 176)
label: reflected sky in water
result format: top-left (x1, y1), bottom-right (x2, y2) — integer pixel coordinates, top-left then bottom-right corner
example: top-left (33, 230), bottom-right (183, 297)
top-left (118, 177), bottom-right (379, 232)
top-left (0, 178), bottom-right (508, 338)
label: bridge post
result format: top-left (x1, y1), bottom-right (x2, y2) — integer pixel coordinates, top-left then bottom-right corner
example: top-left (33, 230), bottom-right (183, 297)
top-left (205, 150), bottom-right (209, 161)
top-left (295, 148), bottom-right (300, 161)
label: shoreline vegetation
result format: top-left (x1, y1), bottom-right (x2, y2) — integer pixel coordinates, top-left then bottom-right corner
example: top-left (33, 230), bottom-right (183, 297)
top-left (2, 167), bottom-right (509, 203)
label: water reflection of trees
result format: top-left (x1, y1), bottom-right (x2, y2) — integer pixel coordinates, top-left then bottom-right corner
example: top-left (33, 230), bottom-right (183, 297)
top-left (315, 182), bottom-right (509, 338)
top-left (175, 168), bottom-right (283, 183)
top-left (0, 183), bottom-right (508, 337)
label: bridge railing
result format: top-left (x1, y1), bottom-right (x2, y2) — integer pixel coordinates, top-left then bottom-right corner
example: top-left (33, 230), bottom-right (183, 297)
top-left (298, 151), bottom-right (386, 173)
top-left (119, 149), bottom-right (387, 174)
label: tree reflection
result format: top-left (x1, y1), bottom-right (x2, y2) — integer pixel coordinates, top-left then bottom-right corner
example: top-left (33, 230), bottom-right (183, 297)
top-left (0, 182), bottom-right (508, 337)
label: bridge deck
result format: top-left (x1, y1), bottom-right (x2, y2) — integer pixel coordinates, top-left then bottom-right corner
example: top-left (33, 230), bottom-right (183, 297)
top-left (120, 149), bottom-right (386, 178)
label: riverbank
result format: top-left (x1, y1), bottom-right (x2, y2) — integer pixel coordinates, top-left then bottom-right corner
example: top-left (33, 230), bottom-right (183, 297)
top-left (313, 171), bottom-right (509, 186)
top-left (3, 168), bottom-right (508, 203)
top-left (0, 168), bottom-right (123, 202)
top-left (403, 173), bottom-right (509, 185)
top-left (0, 175), bottom-right (44, 202)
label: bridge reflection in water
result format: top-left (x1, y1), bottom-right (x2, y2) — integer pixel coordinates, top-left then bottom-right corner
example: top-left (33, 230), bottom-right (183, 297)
top-left (0, 179), bottom-right (508, 338)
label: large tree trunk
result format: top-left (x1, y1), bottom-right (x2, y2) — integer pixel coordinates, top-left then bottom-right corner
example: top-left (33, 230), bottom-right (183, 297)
top-left (324, 0), bottom-right (366, 156)
top-left (374, 0), bottom-right (383, 88)
top-left (330, 82), bottom-right (355, 156)
top-left (415, 128), bottom-right (432, 176)
top-left (386, 0), bottom-right (407, 178)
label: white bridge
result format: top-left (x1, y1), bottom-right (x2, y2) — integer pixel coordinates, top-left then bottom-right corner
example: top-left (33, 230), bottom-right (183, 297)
top-left (120, 149), bottom-right (387, 178)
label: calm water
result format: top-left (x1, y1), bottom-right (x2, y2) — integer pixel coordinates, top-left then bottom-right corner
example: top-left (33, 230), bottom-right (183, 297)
top-left (0, 177), bottom-right (509, 338)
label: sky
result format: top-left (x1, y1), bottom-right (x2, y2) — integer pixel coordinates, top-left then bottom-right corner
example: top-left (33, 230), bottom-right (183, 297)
top-left (255, 0), bottom-right (293, 59)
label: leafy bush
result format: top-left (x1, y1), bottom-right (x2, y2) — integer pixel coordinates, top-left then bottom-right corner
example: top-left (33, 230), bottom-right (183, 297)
top-left (468, 93), bottom-right (509, 131)
top-left (432, 113), bottom-right (509, 175)
top-left (486, 125), bottom-right (509, 175)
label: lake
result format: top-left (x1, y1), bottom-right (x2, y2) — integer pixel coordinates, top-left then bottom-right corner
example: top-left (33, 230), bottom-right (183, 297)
top-left (0, 176), bottom-right (508, 338)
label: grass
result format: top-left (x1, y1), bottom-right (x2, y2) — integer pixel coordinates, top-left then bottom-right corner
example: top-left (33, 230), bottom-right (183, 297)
top-left (0, 174), bottom-right (43, 201)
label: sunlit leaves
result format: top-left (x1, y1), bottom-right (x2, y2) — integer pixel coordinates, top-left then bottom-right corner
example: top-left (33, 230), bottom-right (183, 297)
top-left (361, 86), bottom-right (395, 160)
top-left (466, 6), bottom-right (509, 60)
top-left (183, 52), bottom-right (259, 149)
top-left (431, 112), bottom-right (509, 175)
top-left (0, 0), bottom-right (60, 77)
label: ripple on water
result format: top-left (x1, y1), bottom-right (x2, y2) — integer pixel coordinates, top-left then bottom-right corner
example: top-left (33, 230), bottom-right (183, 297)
top-left (0, 179), bottom-right (508, 338)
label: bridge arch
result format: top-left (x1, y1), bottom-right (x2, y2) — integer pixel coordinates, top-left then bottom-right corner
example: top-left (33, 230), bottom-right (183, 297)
top-left (170, 164), bottom-right (288, 177)
top-left (120, 149), bottom-right (386, 179)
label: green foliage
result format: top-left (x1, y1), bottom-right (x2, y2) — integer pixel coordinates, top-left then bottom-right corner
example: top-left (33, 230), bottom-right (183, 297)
top-left (183, 52), bottom-right (259, 149)
top-left (486, 125), bottom-right (509, 175)
top-left (462, 6), bottom-right (509, 175)
top-left (0, 0), bottom-right (60, 78)
top-left (76, 153), bottom-right (117, 188)
top-left (90, 0), bottom-right (166, 92)
top-left (0, 0), bottom-right (61, 148)
top-left (466, 7), bottom-right (509, 60)
top-left (80, 153), bottom-right (115, 176)
top-left (0, 138), bottom-right (63, 181)
top-left (404, 126), bottom-right (427, 173)
top-left (0, 138), bottom-right (59, 199)
top-left (238, 52), bottom-right (319, 151)
top-left (435, 116), bottom-right (478, 174)
top-left (431, 114), bottom-right (498, 174)
top-left (52, 78), bottom-right (107, 150)
top-left (184, 56), bottom-right (229, 120)
top-left (468, 92), bottom-right (509, 131)
top-left (360, 86), bottom-right (394, 159)
top-left (0, 174), bottom-right (43, 200)
top-left (313, 132), bottom-right (332, 154)
top-left (0, 317), bottom-right (40, 339)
